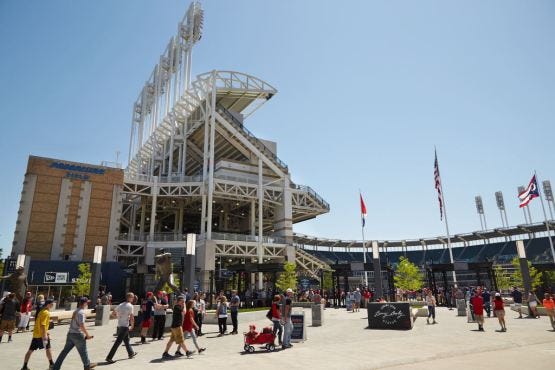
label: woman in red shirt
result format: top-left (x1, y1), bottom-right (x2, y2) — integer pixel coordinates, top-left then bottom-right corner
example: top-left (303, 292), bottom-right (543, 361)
top-left (180, 300), bottom-right (205, 355)
top-left (493, 293), bottom-right (506, 332)
top-left (271, 295), bottom-right (282, 345)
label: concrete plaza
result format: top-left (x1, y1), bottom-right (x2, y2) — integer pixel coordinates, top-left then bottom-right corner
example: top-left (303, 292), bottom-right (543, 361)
top-left (1, 307), bottom-right (553, 370)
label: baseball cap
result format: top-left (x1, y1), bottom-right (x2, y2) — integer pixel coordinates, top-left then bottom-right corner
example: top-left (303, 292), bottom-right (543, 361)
top-left (495, 293), bottom-right (501, 297)
top-left (78, 297), bottom-right (90, 304)
top-left (286, 288), bottom-right (293, 293)
top-left (45, 299), bottom-right (54, 306)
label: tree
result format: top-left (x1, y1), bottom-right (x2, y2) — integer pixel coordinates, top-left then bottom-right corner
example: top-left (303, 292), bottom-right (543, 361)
top-left (322, 270), bottom-right (333, 291)
top-left (394, 257), bottom-right (424, 291)
top-left (494, 265), bottom-right (512, 291)
top-left (510, 257), bottom-right (543, 291)
top-left (275, 262), bottom-right (298, 292)
top-left (74, 263), bottom-right (91, 297)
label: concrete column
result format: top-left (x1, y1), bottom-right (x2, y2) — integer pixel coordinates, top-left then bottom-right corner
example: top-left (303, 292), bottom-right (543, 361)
top-left (273, 175), bottom-right (293, 244)
top-left (257, 158), bottom-right (264, 264)
top-left (250, 200), bottom-right (256, 236)
top-left (106, 185), bottom-right (123, 262)
top-left (12, 174), bottom-right (37, 256)
top-left (51, 178), bottom-right (73, 260)
top-left (258, 272), bottom-right (264, 290)
top-left (149, 176), bottom-right (159, 241)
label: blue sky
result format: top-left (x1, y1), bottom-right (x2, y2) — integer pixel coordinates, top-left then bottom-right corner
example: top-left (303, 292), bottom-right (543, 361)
top-left (1, 0), bottom-right (554, 255)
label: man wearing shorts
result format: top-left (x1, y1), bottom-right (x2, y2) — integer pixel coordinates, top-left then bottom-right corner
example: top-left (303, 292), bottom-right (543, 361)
top-left (0, 293), bottom-right (19, 343)
top-left (162, 296), bottom-right (193, 359)
top-left (21, 299), bottom-right (54, 370)
top-left (139, 292), bottom-right (154, 344)
top-left (511, 287), bottom-right (523, 319)
top-left (470, 290), bottom-right (485, 331)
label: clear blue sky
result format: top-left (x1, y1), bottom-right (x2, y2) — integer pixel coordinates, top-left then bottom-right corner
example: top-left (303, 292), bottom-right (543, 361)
top-left (1, 0), bottom-right (554, 255)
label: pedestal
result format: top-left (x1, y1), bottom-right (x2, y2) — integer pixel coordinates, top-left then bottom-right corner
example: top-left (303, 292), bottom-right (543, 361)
top-left (367, 302), bottom-right (413, 330)
top-left (312, 303), bottom-right (324, 326)
top-left (95, 305), bottom-right (111, 326)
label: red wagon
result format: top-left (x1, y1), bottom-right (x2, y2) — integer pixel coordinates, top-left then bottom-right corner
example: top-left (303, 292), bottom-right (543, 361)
top-left (243, 326), bottom-right (276, 353)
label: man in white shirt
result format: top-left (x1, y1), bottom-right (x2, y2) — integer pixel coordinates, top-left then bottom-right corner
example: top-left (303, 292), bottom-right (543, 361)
top-left (105, 292), bottom-right (137, 364)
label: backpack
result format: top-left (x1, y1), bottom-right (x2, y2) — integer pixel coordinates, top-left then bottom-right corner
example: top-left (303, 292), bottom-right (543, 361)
top-left (266, 306), bottom-right (273, 321)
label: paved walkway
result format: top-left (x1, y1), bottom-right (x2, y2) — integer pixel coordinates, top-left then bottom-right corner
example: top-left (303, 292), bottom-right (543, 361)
top-left (1, 307), bottom-right (553, 369)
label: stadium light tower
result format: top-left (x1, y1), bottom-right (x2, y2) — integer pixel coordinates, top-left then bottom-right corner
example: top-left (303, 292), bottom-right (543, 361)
top-left (543, 180), bottom-right (554, 220)
top-left (518, 186), bottom-right (532, 224)
top-left (495, 191), bottom-right (509, 227)
top-left (474, 196), bottom-right (487, 230)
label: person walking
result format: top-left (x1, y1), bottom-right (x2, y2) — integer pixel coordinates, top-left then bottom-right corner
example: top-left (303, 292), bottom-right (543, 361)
top-left (216, 296), bottom-right (228, 337)
top-left (182, 300), bottom-right (205, 354)
top-left (52, 297), bottom-right (97, 370)
top-left (470, 290), bottom-right (485, 331)
top-left (482, 289), bottom-right (492, 318)
top-left (542, 293), bottom-right (555, 330)
top-left (139, 292), bottom-right (155, 344)
top-left (425, 290), bottom-right (437, 324)
top-left (528, 291), bottom-right (540, 318)
top-left (162, 296), bottom-right (193, 359)
top-left (18, 291), bottom-right (33, 333)
top-left (493, 293), bottom-right (506, 332)
top-left (152, 291), bottom-right (168, 341)
top-left (270, 295), bottom-right (282, 346)
top-left (282, 288), bottom-right (293, 350)
top-left (229, 290), bottom-right (240, 335)
top-left (105, 292), bottom-right (137, 364)
top-left (0, 292), bottom-right (19, 343)
top-left (511, 287), bottom-right (523, 318)
top-left (21, 299), bottom-right (55, 370)
top-left (196, 293), bottom-right (206, 336)
top-left (353, 288), bottom-right (362, 312)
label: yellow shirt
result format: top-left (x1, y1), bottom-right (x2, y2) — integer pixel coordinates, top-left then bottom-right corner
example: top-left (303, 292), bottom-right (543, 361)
top-left (33, 309), bottom-right (50, 338)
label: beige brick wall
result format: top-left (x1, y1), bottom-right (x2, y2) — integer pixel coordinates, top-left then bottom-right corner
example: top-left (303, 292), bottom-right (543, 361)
top-left (18, 156), bottom-right (123, 261)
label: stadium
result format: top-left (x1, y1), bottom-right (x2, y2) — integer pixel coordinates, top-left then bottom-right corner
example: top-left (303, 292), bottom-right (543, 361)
top-left (5, 2), bottom-right (555, 301)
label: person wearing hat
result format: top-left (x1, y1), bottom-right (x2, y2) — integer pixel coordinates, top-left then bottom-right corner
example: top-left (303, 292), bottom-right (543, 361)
top-left (282, 288), bottom-right (294, 349)
top-left (52, 297), bottom-right (97, 370)
top-left (139, 292), bottom-right (155, 344)
top-left (21, 299), bottom-right (54, 370)
top-left (493, 292), bottom-right (506, 332)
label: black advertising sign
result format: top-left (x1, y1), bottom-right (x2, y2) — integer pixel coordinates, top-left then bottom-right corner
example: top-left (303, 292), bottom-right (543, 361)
top-left (367, 303), bottom-right (413, 330)
top-left (290, 312), bottom-right (306, 342)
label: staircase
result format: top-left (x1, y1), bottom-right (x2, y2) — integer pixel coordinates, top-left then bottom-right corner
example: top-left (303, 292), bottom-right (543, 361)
top-left (295, 247), bottom-right (331, 280)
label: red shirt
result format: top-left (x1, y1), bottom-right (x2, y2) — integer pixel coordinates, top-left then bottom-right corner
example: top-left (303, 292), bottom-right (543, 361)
top-left (271, 302), bottom-right (281, 320)
top-left (363, 291), bottom-right (371, 300)
top-left (471, 296), bottom-right (484, 315)
top-left (20, 299), bottom-right (32, 313)
top-left (182, 309), bottom-right (195, 332)
top-left (493, 299), bottom-right (504, 311)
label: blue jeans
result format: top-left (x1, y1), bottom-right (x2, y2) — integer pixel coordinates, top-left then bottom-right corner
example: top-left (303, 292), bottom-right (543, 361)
top-left (282, 320), bottom-right (293, 346)
top-left (272, 320), bottom-right (283, 344)
top-left (53, 333), bottom-right (90, 369)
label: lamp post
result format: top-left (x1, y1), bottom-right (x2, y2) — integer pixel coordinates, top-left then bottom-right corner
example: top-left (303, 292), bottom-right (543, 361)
top-left (89, 246), bottom-right (103, 309)
top-left (515, 240), bottom-right (531, 298)
top-left (371, 241), bottom-right (383, 301)
top-left (183, 233), bottom-right (196, 293)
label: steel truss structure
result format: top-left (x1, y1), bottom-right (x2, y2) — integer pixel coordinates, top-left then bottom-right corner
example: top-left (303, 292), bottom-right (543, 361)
top-left (113, 2), bottom-right (330, 286)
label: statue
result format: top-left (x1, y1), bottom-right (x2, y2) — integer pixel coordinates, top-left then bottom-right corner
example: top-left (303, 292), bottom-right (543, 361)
top-left (0, 266), bottom-right (28, 302)
top-left (154, 251), bottom-right (181, 294)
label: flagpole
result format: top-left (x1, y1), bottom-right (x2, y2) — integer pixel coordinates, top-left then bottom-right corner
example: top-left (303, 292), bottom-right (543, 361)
top-left (360, 190), bottom-right (368, 287)
top-left (534, 171), bottom-right (555, 263)
top-left (436, 150), bottom-right (457, 287)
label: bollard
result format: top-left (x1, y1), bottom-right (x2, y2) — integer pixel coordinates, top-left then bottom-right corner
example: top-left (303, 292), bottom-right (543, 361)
top-left (312, 303), bottom-right (324, 326)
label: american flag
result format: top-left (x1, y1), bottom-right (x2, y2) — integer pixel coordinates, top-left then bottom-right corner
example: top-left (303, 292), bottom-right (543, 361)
top-left (434, 150), bottom-right (443, 220)
top-left (518, 175), bottom-right (539, 208)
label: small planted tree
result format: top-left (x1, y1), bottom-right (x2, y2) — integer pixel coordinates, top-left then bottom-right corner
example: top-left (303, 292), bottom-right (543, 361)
top-left (275, 262), bottom-right (298, 293)
top-left (494, 265), bottom-right (512, 291)
top-left (510, 257), bottom-right (543, 291)
top-left (74, 263), bottom-right (91, 297)
top-left (394, 257), bottom-right (424, 291)
top-left (322, 270), bottom-right (333, 291)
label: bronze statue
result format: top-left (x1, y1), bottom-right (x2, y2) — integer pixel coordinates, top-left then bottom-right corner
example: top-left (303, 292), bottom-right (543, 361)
top-left (154, 252), bottom-right (181, 294)
top-left (0, 266), bottom-right (28, 302)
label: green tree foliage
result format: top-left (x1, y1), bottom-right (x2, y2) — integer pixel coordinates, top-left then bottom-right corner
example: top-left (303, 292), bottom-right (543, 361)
top-left (510, 257), bottom-right (543, 291)
top-left (322, 270), bottom-right (333, 290)
top-left (163, 273), bottom-right (181, 294)
top-left (494, 265), bottom-right (512, 291)
top-left (275, 262), bottom-right (298, 292)
top-left (394, 257), bottom-right (424, 291)
top-left (74, 263), bottom-right (91, 297)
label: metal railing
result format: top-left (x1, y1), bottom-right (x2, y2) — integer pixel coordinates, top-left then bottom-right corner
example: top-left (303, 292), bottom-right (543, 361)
top-left (291, 184), bottom-right (330, 209)
top-left (216, 106), bottom-right (288, 170)
top-left (203, 232), bottom-right (287, 245)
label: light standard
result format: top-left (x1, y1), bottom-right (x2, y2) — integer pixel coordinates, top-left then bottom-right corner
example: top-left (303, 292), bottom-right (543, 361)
top-left (495, 191), bottom-right (509, 227)
top-left (474, 196), bottom-right (487, 230)
top-left (543, 180), bottom-right (554, 220)
top-left (89, 246), bottom-right (103, 309)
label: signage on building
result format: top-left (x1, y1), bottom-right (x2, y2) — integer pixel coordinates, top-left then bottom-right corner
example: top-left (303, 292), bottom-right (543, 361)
top-left (44, 272), bottom-right (69, 284)
top-left (49, 162), bottom-right (105, 175)
top-left (299, 278), bottom-right (310, 290)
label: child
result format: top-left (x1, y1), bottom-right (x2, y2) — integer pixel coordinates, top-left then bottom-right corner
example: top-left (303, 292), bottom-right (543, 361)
top-left (493, 293), bottom-right (506, 332)
top-left (216, 296), bottom-right (228, 337)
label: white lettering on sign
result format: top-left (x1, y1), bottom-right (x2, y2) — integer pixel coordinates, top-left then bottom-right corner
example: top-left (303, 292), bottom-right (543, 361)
top-left (44, 272), bottom-right (69, 284)
top-left (374, 304), bottom-right (405, 325)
